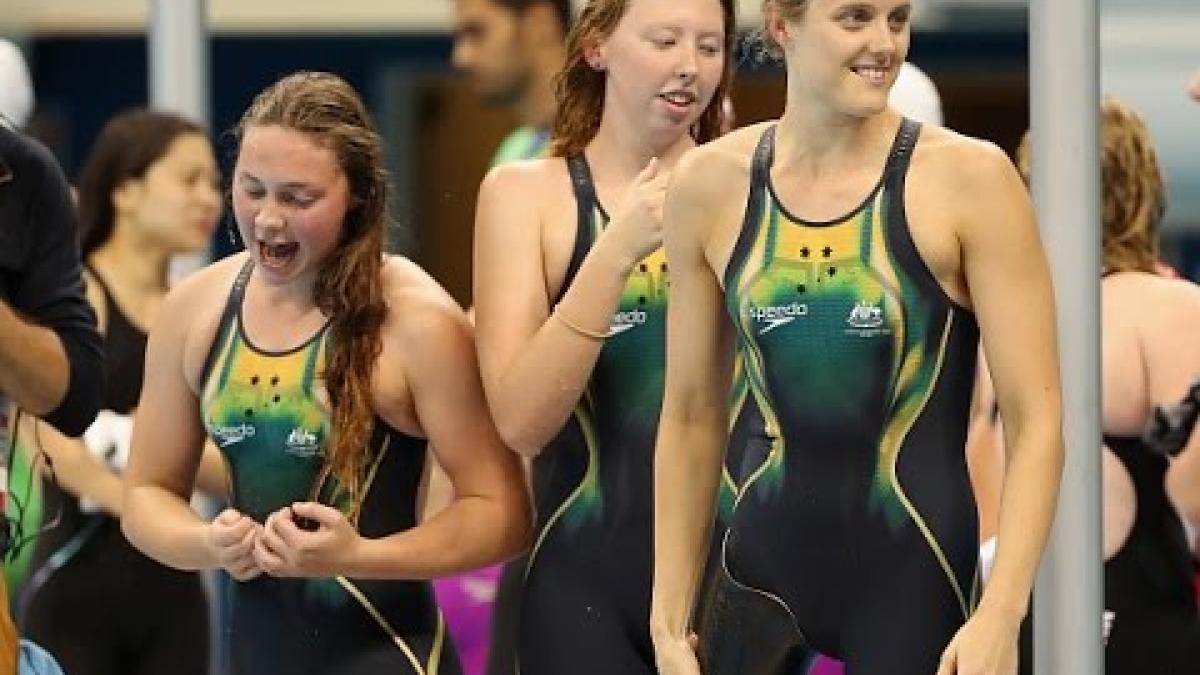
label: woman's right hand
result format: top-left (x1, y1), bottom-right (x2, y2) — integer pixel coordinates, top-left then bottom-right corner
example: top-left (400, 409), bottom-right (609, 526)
top-left (600, 157), bottom-right (671, 267)
top-left (208, 508), bottom-right (263, 581)
top-left (654, 632), bottom-right (703, 675)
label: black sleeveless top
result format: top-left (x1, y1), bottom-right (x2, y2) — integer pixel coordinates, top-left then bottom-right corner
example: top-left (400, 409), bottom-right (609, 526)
top-left (87, 266), bottom-right (145, 414)
top-left (1104, 434), bottom-right (1197, 616)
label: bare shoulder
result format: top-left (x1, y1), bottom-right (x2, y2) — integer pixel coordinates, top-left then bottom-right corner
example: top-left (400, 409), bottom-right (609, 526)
top-left (672, 122), bottom-right (771, 206)
top-left (380, 255), bottom-right (471, 343)
top-left (479, 156), bottom-right (570, 205)
top-left (169, 253), bottom-right (250, 317)
top-left (681, 122), bottom-right (771, 176)
top-left (911, 125), bottom-right (1017, 192)
top-left (1109, 272), bottom-right (1200, 324)
top-left (167, 253), bottom-right (254, 389)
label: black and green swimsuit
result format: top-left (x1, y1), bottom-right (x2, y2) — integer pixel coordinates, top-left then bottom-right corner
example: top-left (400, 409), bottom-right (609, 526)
top-left (516, 157), bottom-right (740, 675)
top-left (199, 260), bottom-right (459, 675)
top-left (704, 120), bottom-right (981, 675)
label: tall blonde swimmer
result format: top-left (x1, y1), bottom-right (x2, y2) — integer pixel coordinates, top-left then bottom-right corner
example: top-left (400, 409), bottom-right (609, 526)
top-left (650, 2), bottom-right (1064, 674)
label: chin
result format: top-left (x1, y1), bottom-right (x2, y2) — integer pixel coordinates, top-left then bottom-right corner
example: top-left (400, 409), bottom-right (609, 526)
top-left (839, 96), bottom-right (889, 119)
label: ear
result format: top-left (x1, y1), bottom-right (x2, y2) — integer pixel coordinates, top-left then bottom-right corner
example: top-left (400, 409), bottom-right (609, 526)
top-left (765, 2), bottom-right (795, 52)
top-left (111, 178), bottom-right (142, 216)
top-left (582, 32), bottom-right (608, 71)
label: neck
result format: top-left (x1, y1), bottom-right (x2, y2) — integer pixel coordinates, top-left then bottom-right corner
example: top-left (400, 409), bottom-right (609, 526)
top-left (251, 266), bottom-right (321, 315)
top-left (89, 222), bottom-right (171, 294)
top-left (776, 78), bottom-right (899, 168)
top-left (588, 109), bottom-right (695, 180)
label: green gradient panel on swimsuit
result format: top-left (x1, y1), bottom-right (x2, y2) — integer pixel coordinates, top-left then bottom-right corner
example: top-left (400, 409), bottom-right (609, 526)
top-left (729, 186), bottom-right (943, 523)
top-left (200, 323), bottom-right (364, 607)
top-left (200, 324), bottom-right (342, 522)
top-left (549, 205), bottom-right (669, 535)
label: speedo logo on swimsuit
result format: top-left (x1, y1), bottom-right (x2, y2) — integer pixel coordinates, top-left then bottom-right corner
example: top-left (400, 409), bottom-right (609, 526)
top-left (746, 302), bottom-right (808, 335)
top-left (210, 423), bottom-right (256, 448)
top-left (285, 427), bottom-right (321, 458)
top-left (607, 309), bottom-right (648, 337)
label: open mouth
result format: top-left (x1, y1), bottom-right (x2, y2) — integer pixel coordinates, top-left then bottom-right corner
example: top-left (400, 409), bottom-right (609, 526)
top-left (851, 66), bottom-right (891, 86)
top-left (659, 91), bottom-right (698, 112)
top-left (259, 241), bottom-right (299, 269)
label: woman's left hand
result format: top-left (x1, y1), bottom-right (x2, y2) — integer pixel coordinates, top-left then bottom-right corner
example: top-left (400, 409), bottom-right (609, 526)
top-left (936, 606), bottom-right (1022, 675)
top-left (254, 502), bottom-right (363, 578)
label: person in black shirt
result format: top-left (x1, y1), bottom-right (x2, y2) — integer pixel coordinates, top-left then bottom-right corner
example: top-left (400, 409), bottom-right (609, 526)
top-left (0, 120), bottom-right (104, 437)
top-left (0, 115), bottom-right (103, 674)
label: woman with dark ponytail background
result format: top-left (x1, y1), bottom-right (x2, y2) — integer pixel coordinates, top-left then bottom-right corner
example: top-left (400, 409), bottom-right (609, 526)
top-left (21, 109), bottom-right (222, 675)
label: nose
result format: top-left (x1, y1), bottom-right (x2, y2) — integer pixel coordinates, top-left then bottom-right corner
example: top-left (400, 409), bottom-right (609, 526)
top-left (867, 19), bottom-right (898, 59)
top-left (451, 39), bottom-right (474, 72)
top-left (197, 181), bottom-right (222, 212)
top-left (255, 201), bottom-right (284, 229)
top-left (676, 44), bottom-right (698, 83)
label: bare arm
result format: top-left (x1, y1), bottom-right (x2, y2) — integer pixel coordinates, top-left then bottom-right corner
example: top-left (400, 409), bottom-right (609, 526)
top-left (966, 353), bottom-right (1005, 544)
top-left (0, 135), bottom-right (102, 434)
top-left (473, 161), bottom-right (665, 455)
top-left (34, 418), bottom-right (124, 516)
top-left (346, 290), bottom-right (532, 578)
top-left (194, 440), bottom-right (230, 501)
top-left (959, 144), bottom-right (1064, 622)
top-left (650, 153), bottom-right (736, 652)
top-left (121, 281), bottom-right (220, 571)
top-left (0, 300), bottom-right (69, 416)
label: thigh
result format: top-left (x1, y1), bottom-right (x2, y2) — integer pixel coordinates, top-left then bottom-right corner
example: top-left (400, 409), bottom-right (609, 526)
top-left (487, 557), bottom-right (525, 675)
top-left (517, 573), bottom-right (654, 675)
top-left (840, 591), bottom-right (963, 675)
top-left (133, 577), bottom-right (210, 675)
top-left (23, 570), bottom-right (118, 675)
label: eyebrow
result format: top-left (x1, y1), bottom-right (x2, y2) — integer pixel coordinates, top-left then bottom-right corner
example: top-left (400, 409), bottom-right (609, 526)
top-left (236, 173), bottom-right (318, 192)
top-left (646, 23), bottom-right (723, 37)
top-left (833, 2), bottom-right (911, 12)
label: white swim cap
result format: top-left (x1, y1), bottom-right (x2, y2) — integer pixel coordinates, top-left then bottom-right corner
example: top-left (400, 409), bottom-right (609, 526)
top-left (0, 39), bottom-right (34, 128)
top-left (890, 62), bottom-right (943, 126)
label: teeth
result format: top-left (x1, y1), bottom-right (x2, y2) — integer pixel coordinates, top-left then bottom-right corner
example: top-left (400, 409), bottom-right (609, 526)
top-left (854, 67), bottom-right (888, 83)
top-left (259, 241), bottom-right (298, 266)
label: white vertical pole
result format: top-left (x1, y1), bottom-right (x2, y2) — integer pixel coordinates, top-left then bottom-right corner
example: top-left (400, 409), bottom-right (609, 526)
top-left (148, 0), bottom-right (211, 281)
top-left (149, 0), bottom-right (209, 125)
top-left (1030, 0), bottom-right (1104, 672)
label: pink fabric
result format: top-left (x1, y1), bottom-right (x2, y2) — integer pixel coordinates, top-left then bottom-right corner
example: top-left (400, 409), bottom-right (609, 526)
top-left (810, 656), bottom-right (845, 675)
top-left (433, 565), bottom-right (502, 675)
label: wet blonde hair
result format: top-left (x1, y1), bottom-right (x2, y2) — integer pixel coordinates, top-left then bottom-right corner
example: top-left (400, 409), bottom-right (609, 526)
top-left (1017, 96), bottom-right (1165, 275)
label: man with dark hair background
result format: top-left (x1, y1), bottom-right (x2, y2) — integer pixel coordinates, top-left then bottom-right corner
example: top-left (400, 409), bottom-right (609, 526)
top-left (452, 0), bottom-right (570, 163)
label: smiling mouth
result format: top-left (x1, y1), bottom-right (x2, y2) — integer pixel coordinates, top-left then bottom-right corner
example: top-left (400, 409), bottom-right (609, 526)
top-left (851, 66), bottom-right (891, 85)
top-left (659, 91), bottom-right (698, 108)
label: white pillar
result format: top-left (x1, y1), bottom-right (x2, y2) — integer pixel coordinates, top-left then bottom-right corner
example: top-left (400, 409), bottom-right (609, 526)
top-left (1029, 0), bottom-right (1104, 672)
top-left (149, 0), bottom-right (209, 125)
top-left (149, 0), bottom-right (211, 281)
